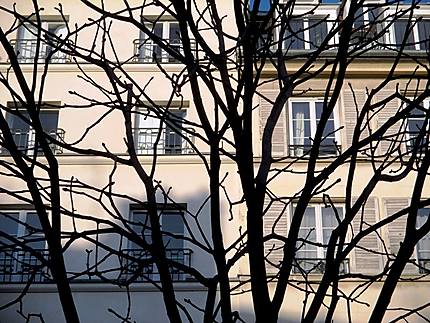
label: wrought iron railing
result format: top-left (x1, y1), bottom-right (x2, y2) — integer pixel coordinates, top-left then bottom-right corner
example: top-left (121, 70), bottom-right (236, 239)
top-left (0, 128), bottom-right (65, 155)
top-left (288, 144), bottom-right (341, 157)
top-left (9, 39), bottom-right (70, 63)
top-left (419, 259), bottom-right (430, 274)
top-left (0, 249), bottom-right (51, 283)
top-left (132, 127), bottom-right (195, 155)
top-left (133, 39), bottom-right (196, 63)
top-left (292, 258), bottom-right (350, 275)
top-left (120, 248), bottom-right (193, 282)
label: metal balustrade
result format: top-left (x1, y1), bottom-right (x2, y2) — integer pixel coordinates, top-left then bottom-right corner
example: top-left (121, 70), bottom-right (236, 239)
top-left (0, 249), bottom-right (50, 283)
top-left (9, 39), bottom-right (70, 63)
top-left (0, 128), bottom-right (65, 155)
top-left (292, 258), bottom-right (350, 274)
top-left (132, 127), bottom-right (195, 155)
top-left (288, 144), bottom-right (341, 157)
top-left (133, 39), bottom-right (196, 63)
top-left (419, 259), bottom-right (430, 274)
top-left (120, 248), bottom-right (193, 282)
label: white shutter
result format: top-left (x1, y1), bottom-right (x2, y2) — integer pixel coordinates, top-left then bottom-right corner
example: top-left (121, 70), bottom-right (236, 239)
top-left (351, 197), bottom-right (382, 274)
top-left (259, 91), bottom-right (286, 156)
top-left (342, 87), bottom-right (368, 149)
top-left (263, 195), bottom-right (289, 273)
top-left (374, 90), bottom-right (405, 156)
top-left (384, 198), bottom-right (418, 274)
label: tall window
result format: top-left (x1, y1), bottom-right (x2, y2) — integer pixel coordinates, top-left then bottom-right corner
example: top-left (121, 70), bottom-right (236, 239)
top-left (282, 17), bottom-right (330, 50)
top-left (351, 6), bottom-right (383, 48)
top-left (0, 210), bottom-right (48, 283)
top-left (136, 21), bottom-right (181, 63)
top-left (288, 100), bottom-right (339, 156)
top-left (392, 18), bottom-right (430, 51)
top-left (417, 208), bottom-right (430, 273)
top-left (2, 109), bottom-right (62, 155)
top-left (15, 21), bottom-right (68, 63)
top-left (124, 207), bottom-right (190, 281)
top-left (135, 108), bottom-right (194, 155)
top-left (293, 204), bottom-right (348, 274)
top-left (406, 100), bottom-right (429, 150)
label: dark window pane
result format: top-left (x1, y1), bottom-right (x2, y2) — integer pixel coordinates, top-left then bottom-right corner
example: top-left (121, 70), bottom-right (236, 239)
top-left (284, 19), bottom-right (305, 50)
top-left (309, 18), bottom-right (328, 49)
top-left (164, 110), bottom-right (185, 154)
top-left (418, 20), bottom-right (430, 51)
top-left (394, 20), bottom-right (416, 50)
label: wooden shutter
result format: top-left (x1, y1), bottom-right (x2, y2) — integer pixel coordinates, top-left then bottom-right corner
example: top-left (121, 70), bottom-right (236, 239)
top-left (263, 195), bottom-right (289, 273)
top-left (259, 90), bottom-right (286, 156)
top-left (374, 90), bottom-right (405, 156)
top-left (384, 198), bottom-right (418, 274)
top-left (351, 197), bottom-right (382, 274)
top-left (342, 87), bottom-right (368, 149)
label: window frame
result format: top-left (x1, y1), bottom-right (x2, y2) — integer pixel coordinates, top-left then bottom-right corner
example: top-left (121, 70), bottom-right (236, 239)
top-left (292, 202), bottom-right (349, 274)
top-left (406, 99), bottom-right (430, 150)
top-left (415, 207), bottom-right (430, 273)
top-left (287, 98), bottom-right (341, 157)
top-left (277, 8), bottom-right (338, 51)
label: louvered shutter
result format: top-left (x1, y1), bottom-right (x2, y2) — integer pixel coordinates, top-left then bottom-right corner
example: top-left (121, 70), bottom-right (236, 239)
top-left (263, 196), bottom-right (289, 273)
top-left (259, 91), bottom-right (286, 156)
top-left (342, 87), bottom-right (368, 149)
top-left (351, 197), bottom-right (382, 274)
top-left (384, 198), bottom-right (418, 274)
top-left (374, 90), bottom-right (405, 156)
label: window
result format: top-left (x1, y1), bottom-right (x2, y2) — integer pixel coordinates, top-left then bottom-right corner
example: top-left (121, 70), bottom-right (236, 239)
top-left (135, 21), bottom-right (181, 63)
top-left (134, 108), bottom-right (194, 155)
top-left (14, 21), bottom-right (68, 63)
top-left (417, 208), bottom-right (430, 273)
top-left (123, 207), bottom-right (191, 282)
top-left (282, 17), bottom-right (330, 50)
top-left (391, 18), bottom-right (430, 51)
top-left (2, 109), bottom-right (63, 155)
top-left (293, 204), bottom-right (348, 274)
top-left (288, 99), bottom-right (340, 156)
top-left (406, 100), bottom-right (429, 150)
top-left (350, 6), bottom-right (383, 48)
top-left (0, 210), bottom-right (49, 283)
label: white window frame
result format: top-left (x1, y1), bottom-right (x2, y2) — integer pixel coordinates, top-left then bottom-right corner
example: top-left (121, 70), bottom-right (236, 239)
top-left (16, 20), bottom-right (68, 63)
top-left (140, 20), bottom-right (182, 63)
top-left (126, 208), bottom-right (188, 281)
top-left (406, 99), bottom-right (430, 150)
top-left (0, 209), bottom-right (48, 282)
top-left (277, 8), bottom-right (338, 51)
top-left (1, 108), bottom-right (61, 156)
top-left (292, 203), bottom-right (348, 274)
top-left (415, 207), bottom-right (430, 273)
top-left (287, 98), bottom-right (341, 156)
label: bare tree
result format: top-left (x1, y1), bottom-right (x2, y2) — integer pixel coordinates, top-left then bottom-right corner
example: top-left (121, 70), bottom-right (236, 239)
top-left (1, 0), bottom-right (430, 322)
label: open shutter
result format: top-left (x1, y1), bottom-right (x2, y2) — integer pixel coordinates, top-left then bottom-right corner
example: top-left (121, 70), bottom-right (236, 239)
top-left (343, 87), bottom-right (368, 148)
top-left (351, 197), bottom-right (382, 274)
top-left (263, 195), bottom-right (289, 273)
top-left (259, 90), bottom-right (286, 156)
top-left (384, 198), bottom-right (418, 274)
top-left (374, 90), bottom-right (405, 156)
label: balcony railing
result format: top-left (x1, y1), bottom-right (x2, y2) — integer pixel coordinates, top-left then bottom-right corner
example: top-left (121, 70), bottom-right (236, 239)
top-left (292, 258), bottom-right (350, 274)
top-left (419, 258), bottom-right (430, 274)
top-left (120, 248), bottom-right (193, 282)
top-left (133, 39), bottom-right (196, 63)
top-left (289, 144), bottom-right (341, 157)
top-left (10, 39), bottom-right (70, 63)
top-left (0, 128), bottom-right (65, 155)
top-left (133, 127), bottom-right (195, 155)
top-left (0, 249), bottom-right (51, 283)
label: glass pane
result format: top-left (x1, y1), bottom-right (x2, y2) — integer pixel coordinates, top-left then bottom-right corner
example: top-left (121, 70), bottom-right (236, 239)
top-left (309, 19), bottom-right (328, 49)
top-left (394, 20), bottom-right (416, 50)
top-left (164, 110), bottom-right (185, 154)
top-left (162, 212), bottom-right (184, 249)
top-left (131, 211), bottom-right (152, 246)
top-left (39, 111), bottom-right (59, 133)
top-left (418, 20), bottom-right (430, 51)
top-left (292, 102), bottom-right (310, 119)
top-left (284, 19), bottom-right (304, 50)
top-left (0, 212), bottom-right (20, 244)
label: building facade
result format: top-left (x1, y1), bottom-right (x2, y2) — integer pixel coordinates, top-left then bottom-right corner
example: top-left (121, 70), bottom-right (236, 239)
top-left (0, 0), bottom-right (430, 322)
